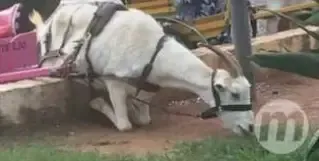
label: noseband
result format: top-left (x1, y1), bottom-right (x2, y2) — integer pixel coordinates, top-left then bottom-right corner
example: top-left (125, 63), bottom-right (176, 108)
top-left (199, 70), bottom-right (252, 119)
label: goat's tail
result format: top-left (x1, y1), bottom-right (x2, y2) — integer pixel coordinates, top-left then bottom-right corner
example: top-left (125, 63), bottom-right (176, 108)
top-left (29, 10), bottom-right (44, 30)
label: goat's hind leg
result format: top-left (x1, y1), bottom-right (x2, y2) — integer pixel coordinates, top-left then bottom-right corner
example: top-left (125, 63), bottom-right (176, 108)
top-left (90, 97), bottom-right (117, 127)
top-left (89, 78), bottom-right (132, 131)
top-left (90, 78), bottom-right (153, 130)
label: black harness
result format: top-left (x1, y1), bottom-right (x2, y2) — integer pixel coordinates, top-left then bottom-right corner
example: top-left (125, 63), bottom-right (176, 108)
top-left (81, 2), bottom-right (164, 100)
top-left (39, 2), bottom-right (163, 101)
top-left (39, 1), bottom-right (252, 119)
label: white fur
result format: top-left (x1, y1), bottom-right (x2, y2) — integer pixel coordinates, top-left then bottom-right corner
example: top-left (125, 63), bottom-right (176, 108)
top-left (37, 2), bottom-right (254, 135)
top-left (60, 0), bottom-right (123, 5)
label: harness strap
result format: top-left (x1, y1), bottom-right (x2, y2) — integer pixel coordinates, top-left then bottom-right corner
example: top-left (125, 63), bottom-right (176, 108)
top-left (134, 35), bottom-right (167, 97)
top-left (221, 104), bottom-right (252, 111)
top-left (86, 2), bottom-right (127, 37)
top-left (62, 2), bottom-right (127, 71)
top-left (211, 70), bottom-right (220, 107)
top-left (82, 2), bottom-right (128, 100)
top-left (199, 70), bottom-right (219, 119)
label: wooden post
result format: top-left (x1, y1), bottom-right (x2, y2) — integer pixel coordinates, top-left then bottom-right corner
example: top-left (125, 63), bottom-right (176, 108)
top-left (229, 0), bottom-right (256, 101)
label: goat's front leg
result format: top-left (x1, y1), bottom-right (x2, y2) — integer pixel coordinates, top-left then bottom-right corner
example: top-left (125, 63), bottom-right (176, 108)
top-left (103, 79), bottom-right (132, 132)
top-left (90, 97), bottom-right (117, 126)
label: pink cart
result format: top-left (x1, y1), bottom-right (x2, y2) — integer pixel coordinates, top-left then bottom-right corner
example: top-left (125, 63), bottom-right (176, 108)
top-left (0, 4), bottom-right (53, 84)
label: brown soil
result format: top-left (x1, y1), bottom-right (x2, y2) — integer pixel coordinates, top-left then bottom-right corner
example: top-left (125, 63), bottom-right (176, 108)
top-left (1, 70), bottom-right (319, 155)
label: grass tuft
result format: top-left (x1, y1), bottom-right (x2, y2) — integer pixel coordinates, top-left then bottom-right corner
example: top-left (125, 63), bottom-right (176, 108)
top-left (0, 135), bottom-right (310, 161)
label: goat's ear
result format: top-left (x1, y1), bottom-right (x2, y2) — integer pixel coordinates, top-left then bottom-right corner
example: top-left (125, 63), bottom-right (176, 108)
top-left (213, 70), bottom-right (231, 91)
top-left (214, 82), bottom-right (226, 92)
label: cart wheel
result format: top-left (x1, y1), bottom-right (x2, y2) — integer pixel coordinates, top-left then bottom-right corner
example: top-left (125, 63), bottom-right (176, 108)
top-left (155, 17), bottom-right (208, 49)
top-left (162, 25), bottom-right (196, 49)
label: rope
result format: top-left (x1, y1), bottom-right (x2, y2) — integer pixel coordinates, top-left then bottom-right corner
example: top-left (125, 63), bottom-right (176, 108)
top-left (128, 95), bottom-right (201, 118)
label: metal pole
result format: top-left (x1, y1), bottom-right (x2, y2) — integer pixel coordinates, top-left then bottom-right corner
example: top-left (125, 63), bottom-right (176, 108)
top-left (229, 0), bottom-right (256, 99)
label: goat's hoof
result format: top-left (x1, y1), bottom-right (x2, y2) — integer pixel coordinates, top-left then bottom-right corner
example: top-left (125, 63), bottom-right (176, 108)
top-left (117, 120), bottom-right (133, 132)
top-left (130, 112), bottom-right (152, 126)
top-left (90, 98), bottom-right (105, 112)
top-left (135, 117), bottom-right (152, 126)
top-left (140, 119), bottom-right (152, 126)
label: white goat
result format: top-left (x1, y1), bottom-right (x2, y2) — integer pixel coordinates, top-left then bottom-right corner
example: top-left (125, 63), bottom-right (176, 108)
top-left (36, 1), bottom-right (254, 136)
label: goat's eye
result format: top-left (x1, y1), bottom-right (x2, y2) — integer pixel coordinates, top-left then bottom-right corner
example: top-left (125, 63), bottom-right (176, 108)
top-left (231, 93), bottom-right (240, 100)
top-left (214, 84), bottom-right (225, 92)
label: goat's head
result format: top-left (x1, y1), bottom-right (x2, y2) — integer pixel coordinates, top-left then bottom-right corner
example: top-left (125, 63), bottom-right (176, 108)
top-left (151, 37), bottom-right (254, 136)
top-left (197, 43), bottom-right (254, 136)
top-left (151, 36), bottom-right (254, 136)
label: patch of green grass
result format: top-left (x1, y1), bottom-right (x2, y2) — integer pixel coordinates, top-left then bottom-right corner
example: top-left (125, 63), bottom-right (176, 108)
top-left (1, 123), bottom-right (316, 161)
top-left (0, 135), bottom-right (310, 161)
top-left (0, 145), bottom-right (109, 161)
top-left (167, 136), bottom-right (306, 161)
top-left (308, 151), bottom-right (319, 161)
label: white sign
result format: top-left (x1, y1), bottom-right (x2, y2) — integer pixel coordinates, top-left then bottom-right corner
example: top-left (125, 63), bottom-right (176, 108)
top-left (267, 0), bottom-right (282, 10)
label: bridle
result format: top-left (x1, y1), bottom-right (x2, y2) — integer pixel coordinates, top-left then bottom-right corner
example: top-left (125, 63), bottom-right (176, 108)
top-left (197, 43), bottom-right (253, 119)
top-left (198, 70), bottom-right (252, 118)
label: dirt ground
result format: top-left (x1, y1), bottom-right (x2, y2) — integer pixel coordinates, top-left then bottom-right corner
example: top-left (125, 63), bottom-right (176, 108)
top-left (1, 70), bottom-right (319, 155)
